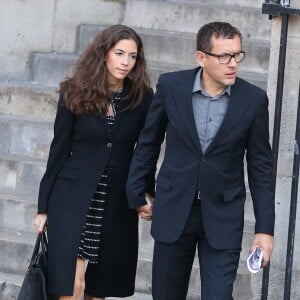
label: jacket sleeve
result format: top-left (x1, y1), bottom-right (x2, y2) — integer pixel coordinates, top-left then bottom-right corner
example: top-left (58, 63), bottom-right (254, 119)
top-left (246, 93), bottom-right (275, 235)
top-left (37, 94), bottom-right (75, 213)
top-left (141, 91), bottom-right (156, 197)
top-left (127, 77), bottom-right (168, 208)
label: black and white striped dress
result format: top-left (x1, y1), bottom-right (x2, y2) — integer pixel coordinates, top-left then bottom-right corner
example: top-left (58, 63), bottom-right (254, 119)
top-left (78, 94), bottom-right (120, 264)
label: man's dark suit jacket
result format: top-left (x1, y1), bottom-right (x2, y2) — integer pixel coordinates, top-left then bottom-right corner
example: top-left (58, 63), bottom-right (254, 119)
top-left (127, 67), bottom-right (275, 250)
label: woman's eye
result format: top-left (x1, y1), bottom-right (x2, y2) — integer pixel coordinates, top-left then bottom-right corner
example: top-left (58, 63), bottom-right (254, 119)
top-left (115, 51), bottom-right (122, 56)
top-left (130, 54), bottom-right (137, 60)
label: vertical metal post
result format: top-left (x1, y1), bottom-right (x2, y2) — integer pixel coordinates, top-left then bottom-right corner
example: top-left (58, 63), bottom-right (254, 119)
top-left (283, 82), bottom-right (300, 299)
top-left (261, 12), bottom-right (290, 300)
top-left (281, 0), bottom-right (291, 7)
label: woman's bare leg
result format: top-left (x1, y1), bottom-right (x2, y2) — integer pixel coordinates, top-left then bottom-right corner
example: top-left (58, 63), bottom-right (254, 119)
top-left (59, 258), bottom-right (86, 300)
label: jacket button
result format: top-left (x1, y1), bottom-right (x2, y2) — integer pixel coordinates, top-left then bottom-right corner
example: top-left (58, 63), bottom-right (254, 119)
top-left (201, 157), bottom-right (206, 162)
top-left (192, 182), bottom-right (197, 187)
top-left (107, 142), bottom-right (112, 148)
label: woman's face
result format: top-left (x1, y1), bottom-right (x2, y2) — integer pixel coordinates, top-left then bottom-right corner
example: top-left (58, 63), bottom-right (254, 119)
top-left (105, 38), bottom-right (138, 88)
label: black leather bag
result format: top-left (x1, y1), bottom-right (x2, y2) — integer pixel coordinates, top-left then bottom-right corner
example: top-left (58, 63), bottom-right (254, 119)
top-left (18, 232), bottom-right (48, 300)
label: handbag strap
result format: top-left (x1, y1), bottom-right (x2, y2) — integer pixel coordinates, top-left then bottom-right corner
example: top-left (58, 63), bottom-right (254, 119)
top-left (41, 232), bottom-right (48, 253)
top-left (30, 232), bottom-right (48, 264)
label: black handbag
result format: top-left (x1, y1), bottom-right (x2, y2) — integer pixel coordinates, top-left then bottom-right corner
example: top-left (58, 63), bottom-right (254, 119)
top-left (18, 232), bottom-right (48, 300)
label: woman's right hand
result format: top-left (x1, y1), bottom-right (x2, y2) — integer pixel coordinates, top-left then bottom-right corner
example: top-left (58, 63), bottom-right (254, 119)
top-left (34, 213), bottom-right (48, 233)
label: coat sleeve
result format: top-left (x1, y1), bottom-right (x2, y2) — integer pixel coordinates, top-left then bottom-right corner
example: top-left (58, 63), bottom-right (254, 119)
top-left (37, 94), bottom-right (75, 213)
top-left (246, 93), bottom-right (275, 235)
top-left (127, 77), bottom-right (168, 208)
top-left (140, 91), bottom-right (156, 198)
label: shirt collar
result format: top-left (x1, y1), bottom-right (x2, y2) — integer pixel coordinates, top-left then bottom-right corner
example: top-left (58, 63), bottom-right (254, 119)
top-left (192, 69), bottom-right (231, 96)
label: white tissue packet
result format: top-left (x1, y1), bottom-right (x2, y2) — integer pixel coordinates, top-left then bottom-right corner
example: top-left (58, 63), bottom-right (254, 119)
top-left (247, 247), bottom-right (263, 273)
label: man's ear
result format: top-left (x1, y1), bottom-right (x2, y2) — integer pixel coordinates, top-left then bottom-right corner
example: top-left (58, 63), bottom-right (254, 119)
top-left (195, 51), bottom-right (205, 67)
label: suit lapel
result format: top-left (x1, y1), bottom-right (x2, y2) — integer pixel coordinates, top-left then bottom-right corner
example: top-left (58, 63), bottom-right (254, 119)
top-left (205, 79), bottom-right (250, 154)
top-left (172, 68), bottom-right (203, 154)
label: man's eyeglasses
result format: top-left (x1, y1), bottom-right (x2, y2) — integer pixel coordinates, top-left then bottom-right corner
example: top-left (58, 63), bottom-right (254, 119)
top-left (201, 50), bottom-right (246, 64)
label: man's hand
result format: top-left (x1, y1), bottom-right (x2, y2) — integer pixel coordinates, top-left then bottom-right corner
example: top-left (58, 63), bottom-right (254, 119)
top-left (136, 193), bottom-right (154, 221)
top-left (250, 233), bottom-right (274, 268)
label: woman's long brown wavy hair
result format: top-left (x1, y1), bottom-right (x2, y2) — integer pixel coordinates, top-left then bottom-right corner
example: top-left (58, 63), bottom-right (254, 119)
top-left (59, 25), bottom-right (151, 115)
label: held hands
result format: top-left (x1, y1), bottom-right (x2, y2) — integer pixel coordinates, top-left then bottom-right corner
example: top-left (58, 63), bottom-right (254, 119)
top-left (136, 193), bottom-right (154, 221)
top-left (249, 233), bottom-right (274, 268)
top-left (34, 213), bottom-right (48, 233)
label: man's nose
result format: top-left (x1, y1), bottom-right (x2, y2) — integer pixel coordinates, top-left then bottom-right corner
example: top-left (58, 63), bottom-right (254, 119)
top-left (228, 56), bottom-right (238, 67)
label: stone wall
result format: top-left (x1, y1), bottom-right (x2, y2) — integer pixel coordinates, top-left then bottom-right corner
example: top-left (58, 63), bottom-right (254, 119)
top-left (0, 0), bottom-right (299, 299)
top-left (0, 0), bottom-right (123, 82)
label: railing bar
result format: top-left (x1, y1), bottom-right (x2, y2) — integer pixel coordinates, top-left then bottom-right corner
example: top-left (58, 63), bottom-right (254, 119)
top-left (283, 82), bottom-right (300, 299)
top-left (261, 11), bottom-right (290, 300)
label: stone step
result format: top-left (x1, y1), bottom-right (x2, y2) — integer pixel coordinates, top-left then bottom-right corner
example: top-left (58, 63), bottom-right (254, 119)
top-left (0, 153), bottom-right (45, 198)
top-left (30, 52), bottom-right (268, 91)
top-left (7, 267), bottom-right (299, 300)
top-left (0, 82), bottom-right (57, 120)
top-left (0, 271), bottom-right (23, 300)
top-left (31, 22), bottom-right (269, 88)
top-left (147, 61), bottom-right (268, 91)
top-left (30, 52), bottom-right (77, 87)
top-left (169, 0), bottom-right (264, 8)
top-left (169, 0), bottom-right (262, 8)
top-left (78, 25), bottom-right (270, 74)
top-left (0, 228), bottom-right (36, 276)
top-left (0, 114), bottom-right (52, 159)
top-left (0, 224), bottom-right (256, 299)
top-left (123, 0), bottom-right (271, 41)
top-left (107, 292), bottom-right (152, 300)
top-left (0, 269), bottom-right (152, 300)
top-left (0, 194), bottom-right (37, 232)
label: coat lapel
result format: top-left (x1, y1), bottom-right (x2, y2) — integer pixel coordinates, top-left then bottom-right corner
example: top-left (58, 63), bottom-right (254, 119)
top-left (205, 78), bottom-right (250, 154)
top-left (172, 68), bottom-right (203, 154)
top-left (110, 97), bottom-right (126, 139)
top-left (110, 80), bottom-right (131, 139)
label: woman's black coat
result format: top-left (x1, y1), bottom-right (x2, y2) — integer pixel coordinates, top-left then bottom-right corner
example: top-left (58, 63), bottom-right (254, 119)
top-left (37, 83), bottom-right (154, 296)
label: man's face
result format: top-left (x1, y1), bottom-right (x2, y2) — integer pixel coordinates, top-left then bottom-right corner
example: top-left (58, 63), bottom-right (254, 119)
top-left (196, 35), bottom-right (242, 94)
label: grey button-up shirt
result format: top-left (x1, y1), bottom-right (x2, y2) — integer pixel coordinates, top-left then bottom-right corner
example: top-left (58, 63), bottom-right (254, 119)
top-left (192, 69), bottom-right (231, 153)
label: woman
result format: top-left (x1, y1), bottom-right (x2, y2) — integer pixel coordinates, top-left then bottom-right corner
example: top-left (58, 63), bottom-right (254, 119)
top-left (34, 25), bottom-right (154, 300)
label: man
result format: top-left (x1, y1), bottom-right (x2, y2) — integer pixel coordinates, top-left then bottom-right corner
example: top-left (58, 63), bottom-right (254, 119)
top-left (126, 22), bottom-right (275, 300)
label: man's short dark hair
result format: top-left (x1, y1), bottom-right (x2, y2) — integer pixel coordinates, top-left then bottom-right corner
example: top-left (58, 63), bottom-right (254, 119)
top-left (196, 22), bottom-right (242, 51)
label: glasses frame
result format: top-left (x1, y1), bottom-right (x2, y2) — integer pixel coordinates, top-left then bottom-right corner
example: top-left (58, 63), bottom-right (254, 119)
top-left (201, 50), bottom-right (246, 64)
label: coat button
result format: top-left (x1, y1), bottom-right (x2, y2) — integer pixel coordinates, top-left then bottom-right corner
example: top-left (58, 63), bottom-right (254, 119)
top-left (107, 142), bottom-right (112, 148)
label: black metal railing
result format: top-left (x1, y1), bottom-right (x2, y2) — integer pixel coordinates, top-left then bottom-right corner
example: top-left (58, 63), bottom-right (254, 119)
top-left (283, 82), bottom-right (300, 300)
top-left (261, 1), bottom-right (300, 299)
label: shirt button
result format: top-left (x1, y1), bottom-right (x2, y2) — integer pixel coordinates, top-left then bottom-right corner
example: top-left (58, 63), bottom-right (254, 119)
top-left (107, 142), bottom-right (112, 148)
